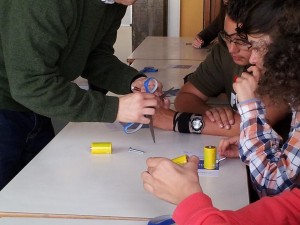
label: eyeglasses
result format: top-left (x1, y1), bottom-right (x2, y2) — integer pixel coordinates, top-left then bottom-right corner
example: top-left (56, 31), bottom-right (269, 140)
top-left (250, 39), bottom-right (269, 57)
top-left (219, 30), bottom-right (252, 50)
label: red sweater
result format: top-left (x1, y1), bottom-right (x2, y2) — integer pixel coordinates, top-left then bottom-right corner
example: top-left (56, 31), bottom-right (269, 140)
top-left (173, 188), bottom-right (300, 225)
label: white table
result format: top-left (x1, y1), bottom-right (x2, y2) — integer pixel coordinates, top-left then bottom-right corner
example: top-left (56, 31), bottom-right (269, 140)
top-left (73, 59), bottom-right (200, 92)
top-left (131, 59), bottom-right (199, 90)
top-left (130, 59), bottom-right (229, 106)
top-left (0, 122), bottom-right (248, 219)
top-left (0, 218), bottom-right (147, 225)
top-left (127, 36), bottom-right (210, 64)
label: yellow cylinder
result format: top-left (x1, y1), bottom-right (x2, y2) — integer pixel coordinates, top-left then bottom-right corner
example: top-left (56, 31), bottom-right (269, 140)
top-left (90, 142), bottom-right (112, 154)
top-left (204, 146), bottom-right (216, 169)
top-left (172, 155), bottom-right (188, 165)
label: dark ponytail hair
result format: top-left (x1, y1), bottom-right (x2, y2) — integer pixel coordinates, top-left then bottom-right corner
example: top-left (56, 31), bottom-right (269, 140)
top-left (240, 0), bottom-right (285, 35)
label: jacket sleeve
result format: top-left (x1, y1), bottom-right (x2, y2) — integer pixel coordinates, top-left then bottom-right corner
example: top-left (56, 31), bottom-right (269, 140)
top-left (173, 189), bottom-right (300, 225)
top-left (82, 4), bottom-right (141, 95)
top-left (1, 1), bottom-right (132, 122)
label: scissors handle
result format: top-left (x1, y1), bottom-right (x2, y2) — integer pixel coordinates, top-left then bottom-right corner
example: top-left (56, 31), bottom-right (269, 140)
top-left (123, 122), bottom-right (144, 134)
top-left (144, 77), bottom-right (158, 93)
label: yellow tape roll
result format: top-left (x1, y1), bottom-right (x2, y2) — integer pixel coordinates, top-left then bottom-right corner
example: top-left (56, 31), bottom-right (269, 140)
top-left (90, 142), bottom-right (112, 154)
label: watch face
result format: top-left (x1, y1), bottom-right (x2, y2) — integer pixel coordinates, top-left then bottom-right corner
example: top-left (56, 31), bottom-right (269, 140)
top-left (192, 118), bottom-right (202, 131)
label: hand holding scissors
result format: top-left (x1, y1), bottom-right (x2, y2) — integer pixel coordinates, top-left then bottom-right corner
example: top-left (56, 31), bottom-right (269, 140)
top-left (124, 77), bottom-right (158, 143)
top-left (123, 77), bottom-right (174, 143)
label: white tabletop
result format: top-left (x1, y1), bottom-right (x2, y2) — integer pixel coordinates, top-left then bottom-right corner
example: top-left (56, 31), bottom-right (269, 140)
top-left (0, 122), bottom-right (248, 219)
top-left (127, 36), bottom-right (210, 63)
top-left (130, 59), bottom-right (229, 106)
top-left (131, 59), bottom-right (200, 91)
top-left (0, 218), bottom-right (147, 225)
top-left (74, 59), bottom-right (200, 92)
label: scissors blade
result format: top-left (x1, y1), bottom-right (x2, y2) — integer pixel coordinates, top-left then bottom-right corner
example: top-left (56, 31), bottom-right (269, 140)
top-left (160, 87), bottom-right (175, 99)
top-left (148, 115), bottom-right (156, 143)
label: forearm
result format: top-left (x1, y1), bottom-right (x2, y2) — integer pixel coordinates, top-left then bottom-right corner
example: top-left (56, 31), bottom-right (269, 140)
top-left (173, 192), bottom-right (232, 225)
top-left (174, 92), bottom-right (211, 114)
top-left (154, 108), bottom-right (240, 137)
top-left (83, 55), bottom-right (140, 94)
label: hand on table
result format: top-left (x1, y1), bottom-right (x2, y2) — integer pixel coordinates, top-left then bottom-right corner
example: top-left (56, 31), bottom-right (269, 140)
top-left (218, 136), bottom-right (240, 158)
top-left (205, 106), bottom-right (236, 130)
top-left (193, 36), bottom-right (204, 49)
top-left (141, 156), bottom-right (202, 205)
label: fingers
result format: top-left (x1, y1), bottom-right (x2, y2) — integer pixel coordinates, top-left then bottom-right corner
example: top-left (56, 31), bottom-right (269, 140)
top-left (161, 98), bottom-right (171, 109)
top-left (131, 77), bottom-right (164, 96)
top-left (117, 92), bottom-right (160, 123)
top-left (193, 37), bottom-right (204, 48)
top-left (141, 156), bottom-right (203, 205)
top-left (131, 77), bottom-right (147, 92)
top-left (246, 66), bottom-right (262, 82)
top-left (146, 157), bottom-right (165, 168)
top-left (205, 107), bottom-right (235, 129)
top-left (218, 136), bottom-right (240, 158)
top-left (218, 138), bottom-right (231, 156)
top-left (141, 171), bottom-right (154, 194)
top-left (186, 155), bottom-right (200, 169)
top-left (233, 73), bottom-right (257, 102)
top-left (223, 148), bottom-right (240, 158)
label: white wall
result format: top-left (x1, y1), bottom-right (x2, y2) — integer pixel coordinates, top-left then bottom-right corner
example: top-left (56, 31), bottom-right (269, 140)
top-left (114, 26), bottom-right (132, 64)
top-left (121, 5), bottom-right (132, 26)
top-left (168, 0), bottom-right (180, 37)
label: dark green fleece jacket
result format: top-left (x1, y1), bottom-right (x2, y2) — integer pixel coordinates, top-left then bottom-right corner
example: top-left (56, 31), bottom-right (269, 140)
top-left (0, 0), bottom-right (140, 122)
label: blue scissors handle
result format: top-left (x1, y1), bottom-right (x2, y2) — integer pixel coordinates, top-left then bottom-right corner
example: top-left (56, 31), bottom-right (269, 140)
top-left (144, 77), bottom-right (158, 94)
top-left (123, 122), bottom-right (143, 134)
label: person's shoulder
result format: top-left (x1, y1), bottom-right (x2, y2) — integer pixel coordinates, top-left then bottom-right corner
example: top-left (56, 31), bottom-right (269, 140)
top-left (208, 42), bottom-right (233, 67)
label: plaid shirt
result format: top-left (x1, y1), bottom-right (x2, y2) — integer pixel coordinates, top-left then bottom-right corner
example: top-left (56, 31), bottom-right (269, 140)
top-left (238, 99), bottom-right (300, 197)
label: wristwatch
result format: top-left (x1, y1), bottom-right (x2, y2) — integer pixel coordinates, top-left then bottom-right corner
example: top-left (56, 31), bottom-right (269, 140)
top-left (101, 0), bottom-right (115, 4)
top-left (190, 114), bottom-right (204, 134)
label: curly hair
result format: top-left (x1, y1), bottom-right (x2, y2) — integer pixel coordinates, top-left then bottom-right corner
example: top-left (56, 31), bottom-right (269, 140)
top-left (256, 1), bottom-right (300, 109)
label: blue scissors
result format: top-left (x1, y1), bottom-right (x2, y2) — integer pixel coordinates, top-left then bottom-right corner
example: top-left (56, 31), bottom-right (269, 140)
top-left (124, 77), bottom-right (158, 143)
top-left (148, 215), bottom-right (176, 225)
top-left (139, 66), bottom-right (158, 73)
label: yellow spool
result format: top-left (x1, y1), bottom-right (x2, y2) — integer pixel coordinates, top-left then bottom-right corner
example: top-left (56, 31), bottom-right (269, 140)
top-left (90, 142), bottom-right (112, 154)
top-left (204, 145), bottom-right (216, 169)
top-left (172, 155), bottom-right (188, 165)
